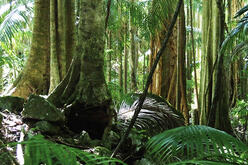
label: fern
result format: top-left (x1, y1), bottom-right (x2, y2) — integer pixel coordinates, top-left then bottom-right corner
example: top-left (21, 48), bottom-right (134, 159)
top-left (145, 125), bottom-right (248, 164)
top-left (168, 160), bottom-right (239, 165)
top-left (2, 134), bottom-right (126, 165)
top-left (118, 93), bottom-right (184, 136)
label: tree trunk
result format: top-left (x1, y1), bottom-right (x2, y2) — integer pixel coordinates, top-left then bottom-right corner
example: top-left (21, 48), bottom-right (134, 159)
top-left (130, 0), bottom-right (137, 91)
top-left (149, 25), bottom-right (177, 106)
top-left (107, 31), bottom-right (112, 83)
top-left (49, 0), bottom-right (75, 92)
top-left (186, 3), bottom-right (193, 110)
top-left (208, 0), bottom-right (233, 135)
top-left (149, 1), bottom-right (182, 108)
top-left (177, 0), bottom-right (188, 124)
top-left (8, 0), bottom-right (50, 98)
top-left (124, 22), bottom-right (128, 94)
top-left (199, 0), bottom-right (233, 134)
top-left (48, 0), bottom-right (112, 139)
top-left (119, 50), bottom-right (123, 93)
top-left (199, 0), bottom-right (213, 125)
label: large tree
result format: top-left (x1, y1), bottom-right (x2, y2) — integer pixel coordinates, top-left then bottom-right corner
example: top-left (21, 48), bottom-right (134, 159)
top-left (199, 0), bottom-right (232, 134)
top-left (49, 0), bottom-right (75, 92)
top-left (48, 0), bottom-right (112, 139)
top-left (149, 0), bottom-right (188, 123)
top-left (7, 0), bottom-right (50, 98)
top-left (6, 0), bottom-right (75, 98)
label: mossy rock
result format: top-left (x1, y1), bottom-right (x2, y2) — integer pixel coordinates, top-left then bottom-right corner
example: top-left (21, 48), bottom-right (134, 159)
top-left (22, 95), bottom-right (65, 122)
top-left (35, 121), bottom-right (61, 135)
top-left (0, 96), bottom-right (25, 114)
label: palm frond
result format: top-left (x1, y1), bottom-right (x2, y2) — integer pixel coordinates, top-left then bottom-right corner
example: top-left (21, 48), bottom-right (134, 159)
top-left (147, 0), bottom-right (175, 35)
top-left (232, 41), bottom-right (248, 59)
top-left (221, 20), bottom-right (248, 53)
top-left (107, 0), bottom-right (175, 40)
top-left (118, 93), bottom-right (184, 136)
top-left (0, 3), bottom-right (11, 18)
top-left (221, 4), bottom-right (248, 56)
top-left (0, 2), bottom-right (33, 44)
top-left (235, 4), bottom-right (248, 18)
top-left (168, 160), bottom-right (238, 165)
top-left (2, 134), bottom-right (126, 165)
top-left (145, 125), bottom-right (248, 164)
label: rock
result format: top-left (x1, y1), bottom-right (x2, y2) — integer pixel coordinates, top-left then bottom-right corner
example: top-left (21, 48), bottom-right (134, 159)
top-left (0, 96), bottom-right (25, 114)
top-left (35, 121), bottom-right (61, 135)
top-left (22, 95), bottom-right (65, 122)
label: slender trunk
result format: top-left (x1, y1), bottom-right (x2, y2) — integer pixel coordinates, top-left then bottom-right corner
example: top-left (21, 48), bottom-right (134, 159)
top-left (199, 0), bottom-right (213, 125)
top-left (190, 0), bottom-right (199, 112)
top-left (119, 53), bottom-right (123, 92)
top-left (130, 0), bottom-right (137, 91)
top-left (177, 0), bottom-right (188, 124)
top-left (108, 31), bottom-right (112, 83)
top-left (186, 3), bottom-right (193, 110)
top-left (118, 5), bottom-right (123, 93)
top-left (143, 44), bottom-right (146, 90)
top-left (50, 0), bottom-right (60, 92)
top-left (124, 22), bottom-right (128, 94)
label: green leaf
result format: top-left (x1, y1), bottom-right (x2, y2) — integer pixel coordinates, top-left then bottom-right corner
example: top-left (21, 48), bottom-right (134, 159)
top-left (146, 125), bottom-right (248, 164)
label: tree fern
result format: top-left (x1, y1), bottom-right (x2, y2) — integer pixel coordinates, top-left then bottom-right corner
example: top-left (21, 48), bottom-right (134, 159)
top-left (145, 125), bottom-right (248, 164)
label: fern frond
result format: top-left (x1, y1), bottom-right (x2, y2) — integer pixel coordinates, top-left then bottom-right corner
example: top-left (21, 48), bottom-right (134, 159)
top-left (2, 134), bottom-right (126, 165)
top-left (168, 160), bottom-right (238, 165)
top-left (145, 125), bottom-right (248, 164)
top-left (235, 4), bottom-right (248, 18)
top-left (0, 2), bottom-right (33, 44)
top-left (118, 93), bottom-right (184, 136)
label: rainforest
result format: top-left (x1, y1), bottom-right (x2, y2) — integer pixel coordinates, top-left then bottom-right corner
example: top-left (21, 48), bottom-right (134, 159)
top-left (0, 0), bottom-right (248, 164)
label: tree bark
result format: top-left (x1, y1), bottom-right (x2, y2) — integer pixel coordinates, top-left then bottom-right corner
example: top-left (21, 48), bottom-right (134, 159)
top-left (49, 0), bottom-right (75, 93)
top-left (208, 0), bottom-right (233, 135)
top-left (8, 0), bottom-right (50, 98)
top-left (177, 0), bottom-right (188, 124)
top-left (190, 0), bottom-right (199, 113)
top-left (48, 0), bottom-right (112, 139)
top-left (199, 0), bottom-right (213, 125)
top-left (149, 20), bottom-right (177, 106)
top-left (130, 0), bottom-right (137, 91)
top-left (107, 31), bottom-right (112, 83)
top-left (124, 22), bottom-right (128, 94)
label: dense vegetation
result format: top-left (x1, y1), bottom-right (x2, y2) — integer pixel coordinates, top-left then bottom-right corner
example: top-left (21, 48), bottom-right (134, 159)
top-left (0, 0), bottom-right (247, 164)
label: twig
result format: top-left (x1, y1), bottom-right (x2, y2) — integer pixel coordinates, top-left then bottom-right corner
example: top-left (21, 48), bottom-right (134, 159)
top-left (111, 0), bottom-right (183, 158)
